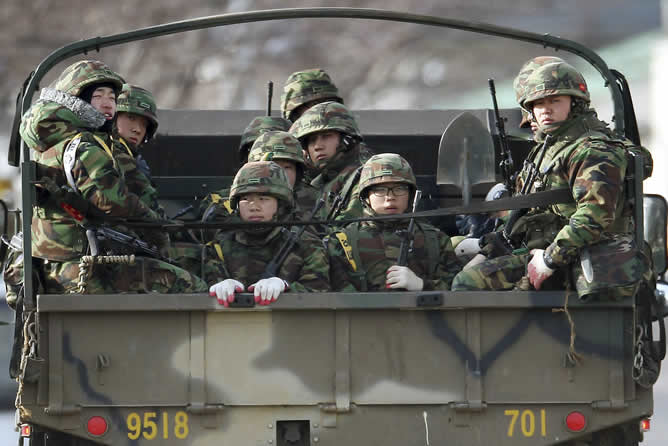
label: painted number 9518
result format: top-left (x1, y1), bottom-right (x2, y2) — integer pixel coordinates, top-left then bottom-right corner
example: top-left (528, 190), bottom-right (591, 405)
top-left (504, 409), bottom-right (547, 438)
top-left (126, 411), bottom-right (189, 440)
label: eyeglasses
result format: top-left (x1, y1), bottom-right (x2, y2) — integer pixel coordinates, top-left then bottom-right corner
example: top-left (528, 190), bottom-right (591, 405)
top-left (369, 184), bottom-right (410, 197)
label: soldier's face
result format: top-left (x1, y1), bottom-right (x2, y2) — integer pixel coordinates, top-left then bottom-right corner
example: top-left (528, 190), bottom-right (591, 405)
top-left (238, 193), bottom-right (278, 222)
top-left (366, 182), bottom-right (410, 215)
top-left (531, 95), bottom-right (571, 128)
top-left (90, 86), bottom-right (117, 121)
top-left (273, 160), bottom-right (297, 187)
top-left (306, 131), bottom-right (341, 168)
top-left (116, 113), bottom-right (149, 147)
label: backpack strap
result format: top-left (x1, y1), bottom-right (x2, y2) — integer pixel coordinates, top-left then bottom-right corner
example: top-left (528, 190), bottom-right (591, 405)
top-left (64, 132), bottom-right (117, 193)
top-left (333, 223), bottom-right (367, 291)
top-left (206, 234), bottom-right (233, 278)
top-left (334, 232), bottom-right (357, 272)
top-left (114, 136), bottom-right (135, 157)
top-left (63, 133), bottom-right (84, 192)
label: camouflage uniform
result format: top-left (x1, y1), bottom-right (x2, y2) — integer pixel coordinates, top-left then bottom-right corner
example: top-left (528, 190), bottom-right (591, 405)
top-left (452, 60), bottom-right (650, 301)
top-left (328, 154), bottom-right (460, 292)
top-left (290, 102), bottom-right (366, 229)
top-left (205, 162), bottom-right (329, 291)
top-left (19, 60), bottom-right (207, 294)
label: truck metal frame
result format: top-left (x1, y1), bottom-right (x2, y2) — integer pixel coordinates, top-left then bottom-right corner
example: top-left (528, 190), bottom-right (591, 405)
top-left (6, 7), bottom-right (661, 446)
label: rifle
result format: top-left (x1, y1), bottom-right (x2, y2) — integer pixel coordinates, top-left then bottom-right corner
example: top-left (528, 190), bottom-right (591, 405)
top-left (502, 134), bottom-right (552, 247)
top-left (85, 226), bottom-right (162, 259)
top-left (326, 166), bottom-right (363, 221)
top-left (262, 197), bottom-right (325, 278)
top-left (267, 81), bottom-right (273, 116)
top-left (39, 177), bottom-right (167, 260)
top-left (488, 79), bottom-right (515, 192)
top-left (396, 190), bottom-right (422, 266)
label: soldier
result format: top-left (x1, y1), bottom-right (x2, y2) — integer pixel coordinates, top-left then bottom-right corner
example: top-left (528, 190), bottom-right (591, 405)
top-left (112, 83), bottom-right (162, 214)
top-left (514, 56), bottom-right (652, 178)
top-left (207, 161), bottom-right (329, 306)
top-left (196, 115), bottom-right (292, 225)
top-left (281, 68), bottom-right (375, 183)
top-left (289, 101), bottom-right (366, 226)
top-left (19, 59), bottom-right (207, 294)
top-left (199, 131), bottom-right (319, 242)
top-left (281, 68), bottom-right (345, 182)
top-left (451, 60), bottom-right (649, 301)
top-left (247, 131), bottom-right (320, 217)
top-left (328, 154), bottom-right (460, 292)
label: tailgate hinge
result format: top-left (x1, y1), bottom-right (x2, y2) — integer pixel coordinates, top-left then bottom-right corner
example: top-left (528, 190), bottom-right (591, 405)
top-left (449, 400), bottom-right (487, 412)
top-left (591, 400), bottom-right (628, 411)
top-left (186, 403), bottom-right (224, 415)
top-left (319, 403), bottom-right (351, 414)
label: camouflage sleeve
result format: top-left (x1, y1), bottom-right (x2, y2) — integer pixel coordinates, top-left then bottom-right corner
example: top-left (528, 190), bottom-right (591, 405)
top-left (326, 235), bottom-right (359, 292)
top-left (545, 140), bottom-right (627, 266)
top-left (290, 234), bottom-right (330, 292)
top-left (115, 152), bottom-right (163, 215)
top-left (74, 141), bottom-right (159, 219)
top-left (422, 232), bottom-right (461, 290)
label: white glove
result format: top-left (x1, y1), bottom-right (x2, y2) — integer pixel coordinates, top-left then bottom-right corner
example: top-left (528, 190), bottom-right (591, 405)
top-left (209, 279), bottom-right (245, 307)
top-left (249, 277), bottom-right (288, 305)
top-left (386, 265), bottom-right (424, 291)
top-left (527, 249), bottom-right (555, 290)
top-left (455, 237), bottom-right (481, 259)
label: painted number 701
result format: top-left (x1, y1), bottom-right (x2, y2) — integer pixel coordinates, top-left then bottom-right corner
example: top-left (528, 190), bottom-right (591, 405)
top-left (504, 409), bottom-right (547, 437)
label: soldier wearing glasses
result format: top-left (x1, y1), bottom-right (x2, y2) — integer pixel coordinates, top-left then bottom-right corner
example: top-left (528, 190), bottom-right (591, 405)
top-left (327, 154), bottom-right (460, 292)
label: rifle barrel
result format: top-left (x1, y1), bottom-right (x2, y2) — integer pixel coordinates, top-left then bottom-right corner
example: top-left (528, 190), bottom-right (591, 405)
top-left (397, 190), bottom-right (422, 266)
top-left (267, 81), bottom-right (274, 116)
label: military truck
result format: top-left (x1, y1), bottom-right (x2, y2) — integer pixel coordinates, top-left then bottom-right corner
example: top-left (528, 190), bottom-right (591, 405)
top-left (4, 8), bottom-right (668, 446)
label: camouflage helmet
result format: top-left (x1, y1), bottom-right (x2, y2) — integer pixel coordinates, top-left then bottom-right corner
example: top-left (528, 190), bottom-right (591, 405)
top-left (229, 161), bottom-right (294, 210)
top-left (521, 61), bottom-right (590, 111)
top-left (513, 56), bottom-right (565, 104)
top-left (239, 116), bottom-right (292, 153)
top-left (281, 69), bottom-right (343, 121)
top-left (359, 153), bottom-right (416, 197)
top-left (289, 101), bottom-right (362, 142)
top-left (116, 84), bottom-right (159, 140)
top-left (51, 60), bottom-right (124, 98)
top-left (248, 131), bottom-right (305, 165)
